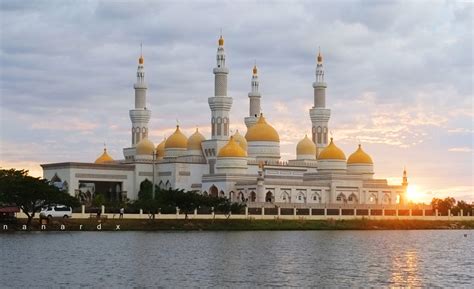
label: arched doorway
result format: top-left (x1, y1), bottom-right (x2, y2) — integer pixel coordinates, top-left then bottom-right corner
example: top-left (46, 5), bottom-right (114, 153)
top-left (210, 185), bottom-right (218, 197)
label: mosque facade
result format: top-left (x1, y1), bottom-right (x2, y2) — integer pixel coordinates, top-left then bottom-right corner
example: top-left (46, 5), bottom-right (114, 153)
top-left (41, 36), bottom-right (408, 207)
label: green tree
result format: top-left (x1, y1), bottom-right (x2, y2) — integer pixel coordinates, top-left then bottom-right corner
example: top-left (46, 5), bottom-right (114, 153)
top-left (138, 179), bottom-right (153, 201)
top-left (92, 194), bottom-right (106, 207)
top-left (452, 200), bottom-right (472, 216)
top-left (431, 197), bottom-right (456, 215)
top-left (0, 169), bottom-right (80, 226)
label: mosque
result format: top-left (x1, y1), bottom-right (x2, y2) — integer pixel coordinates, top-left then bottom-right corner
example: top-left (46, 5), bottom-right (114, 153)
top-left (41, 35), bottom-right (408, 207)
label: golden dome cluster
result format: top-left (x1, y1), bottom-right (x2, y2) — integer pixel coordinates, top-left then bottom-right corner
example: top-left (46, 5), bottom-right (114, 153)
top-left (233, 130), bottom-right (247, 151)
top-left (245, 114), bottom-right (280, 142)
top-left (347, 144), bottom-right (373, 164)
top-left (136, 137), bottom-right (155, 155)
top-left (187, 128), bottom-right (205, 150)
top-left (94, 148), bottom-right (114, 164)
top-left (218, 136), bottom-right (247, 158)
top-left (318, 138), bottom-right (346, 160)
top-left (297, 135), bottom-right (316, 156)
top-left (165, 126), bottom-right (188, 149)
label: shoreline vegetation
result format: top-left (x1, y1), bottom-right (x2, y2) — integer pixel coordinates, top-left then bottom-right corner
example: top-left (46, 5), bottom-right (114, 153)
top-left (2, 219), bottom-right (473, 232)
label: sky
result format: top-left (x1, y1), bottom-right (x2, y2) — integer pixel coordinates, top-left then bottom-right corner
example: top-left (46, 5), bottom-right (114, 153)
top-left (0, 0), bottom-right (472, 203)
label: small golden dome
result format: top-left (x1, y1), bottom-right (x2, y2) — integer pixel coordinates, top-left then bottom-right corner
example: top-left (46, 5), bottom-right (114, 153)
top-left (297, 134), bottom-right (316, 156)
top-left (165, 125), bottom-right (188, 149)
top-left (233, 130), bottom-right (247, 151)
top-left (347, 144), bottom-right (373, 164)
top-left (187, 128), bottom-right (205, 150)
top-left (318, 138), bottom-right (346, 160)
top-left (252, 65), bottom-right (258, 75)
top-left (218, 35), bottom-right (224, 46)
top-left (136, 137), bottom-right (155, 155)
top-left (156, 138), bottom-right (166, 158)
top-left (139, 55), bottom-right (144, 65)
top-left (95, 148), bottom-right (114, 164)
top-left (245, 114), bottom-right (280, 142)
top-left (317, 50), bottom-right (322, 63)
top-left (218, 136), bottom-right (247, 158)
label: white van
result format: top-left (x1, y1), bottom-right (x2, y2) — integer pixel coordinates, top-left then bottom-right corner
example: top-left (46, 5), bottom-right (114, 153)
top-left (40, 205), bottom-right (72, 219)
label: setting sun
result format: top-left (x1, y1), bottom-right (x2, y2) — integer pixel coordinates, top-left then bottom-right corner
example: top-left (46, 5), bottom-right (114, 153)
top-left (406, 185), bottom-right (422, 203)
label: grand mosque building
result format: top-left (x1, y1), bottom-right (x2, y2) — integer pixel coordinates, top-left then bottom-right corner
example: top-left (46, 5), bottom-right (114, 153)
top-left (42, 36), bottom-right (408, 207)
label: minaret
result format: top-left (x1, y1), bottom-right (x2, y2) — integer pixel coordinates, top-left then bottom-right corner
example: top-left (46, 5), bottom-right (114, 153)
top-left (208, 35), bottom-right (232, 140)
top-left (402, 167), bottom-right (408, 187)
top-left (309, 48), bottom-right (331, 153)
top-left (245, 64), bottom-right (261, 128)
top-left (129, 49), bottom-right (151, 146)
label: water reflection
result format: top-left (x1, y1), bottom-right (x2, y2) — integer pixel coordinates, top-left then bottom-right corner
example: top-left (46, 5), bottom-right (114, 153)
top-left (390, 250), bottom-right (422, 287)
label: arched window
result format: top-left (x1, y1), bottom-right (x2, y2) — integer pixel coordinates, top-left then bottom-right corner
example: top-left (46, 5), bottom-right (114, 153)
top-left (296, 192), bottom-right (306, 203)
top-left (219, 190), bottom-right (225, 197)
top-left (348, 193), bottom-right (358, 204)
top-left (238, 191), bottom-right (245, 202)
top-left (312, 193), bottom-right (321, 203)
top-left (383, 194), bottom-right (391, 204)
top-left (265, 191), bottom-right (273, 203)
top-left (281, 191), bottom-right (290, 203)
top-left (336, 193), bottom-right (347, 203)
top-left (250, 191), bottom-right (256, 202)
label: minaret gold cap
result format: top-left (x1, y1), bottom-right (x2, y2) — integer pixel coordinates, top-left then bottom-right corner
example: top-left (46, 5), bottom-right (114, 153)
top-left (252, 65), bottom-right (258, 75)
top-left (218, 35), bottom-right (224, 46)
top-left (139, 55), bottom-right (144, 65)
top-left (317, 49), bottom-right (322, 63)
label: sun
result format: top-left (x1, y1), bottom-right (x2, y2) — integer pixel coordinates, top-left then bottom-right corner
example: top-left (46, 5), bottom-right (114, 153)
top-left (406, 185), bottom-right (421, 202)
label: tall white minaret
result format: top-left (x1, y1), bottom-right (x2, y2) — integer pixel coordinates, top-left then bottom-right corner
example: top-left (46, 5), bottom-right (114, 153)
top-left (309, 49), bottom-right (331, 153)
top-left (129, 50), bottom-right (151, 146)
top-left (208, 35), bottom-right (232, 140)
top-left (244, 64), bottom-right (261, 128)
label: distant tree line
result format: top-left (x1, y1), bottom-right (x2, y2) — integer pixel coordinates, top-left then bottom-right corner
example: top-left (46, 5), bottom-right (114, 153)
top-left (431, 197), bottom-right (472, 216)
top-left (131, 179), bottom-right (245, 219)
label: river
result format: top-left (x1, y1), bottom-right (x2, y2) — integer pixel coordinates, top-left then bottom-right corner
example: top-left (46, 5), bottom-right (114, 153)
top-left (0, 230), bottom-right (472, 288)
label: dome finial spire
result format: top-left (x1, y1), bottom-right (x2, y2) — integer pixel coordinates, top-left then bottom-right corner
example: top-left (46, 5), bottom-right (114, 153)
top-left (218, 29), bottom-right (224, 46)
top-left (139, 43), bottom-right (144, 64)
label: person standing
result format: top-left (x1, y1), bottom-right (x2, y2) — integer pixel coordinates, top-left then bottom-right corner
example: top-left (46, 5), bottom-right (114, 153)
top-left (119, 207), bottom-right (124, 219)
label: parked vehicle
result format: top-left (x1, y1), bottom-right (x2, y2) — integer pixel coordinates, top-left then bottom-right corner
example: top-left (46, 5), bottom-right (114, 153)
top-left (40, 205), bottom-right (72, 219)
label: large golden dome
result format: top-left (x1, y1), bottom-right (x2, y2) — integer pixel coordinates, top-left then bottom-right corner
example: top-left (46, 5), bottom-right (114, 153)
top-left (187, 128), bottom-right (205, 150)
top-left (318, 138), bottom-right (346, 160)
top-left (297, 135), bottom-right (316, 156)
top-left (165, 126), bottom-right (188, 149)
top-left (156, 138), bottom-right (166, 158)
top-left (233, 130), bottom-right (247, 151)
top-left (136, 137), bottom-right (155, 155)
top-left (347, 144), bottom-right (373, 164)
top-left (245, 114), bottom-right (280, 142)
top-left (218, 136), bottom-right (247, 158)
top-left (94, 148), bottom-right (114, 164)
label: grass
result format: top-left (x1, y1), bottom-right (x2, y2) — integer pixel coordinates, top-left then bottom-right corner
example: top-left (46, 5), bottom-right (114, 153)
top-left (2, 218), bottom-right (474, 231)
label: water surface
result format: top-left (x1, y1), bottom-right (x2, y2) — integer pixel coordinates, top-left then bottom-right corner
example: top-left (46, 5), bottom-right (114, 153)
top-left (1, 231), bottom-right (472, 288)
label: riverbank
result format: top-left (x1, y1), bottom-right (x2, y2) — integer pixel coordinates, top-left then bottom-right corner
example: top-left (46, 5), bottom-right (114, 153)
top-left (2, 218), bottom-right (474, 231)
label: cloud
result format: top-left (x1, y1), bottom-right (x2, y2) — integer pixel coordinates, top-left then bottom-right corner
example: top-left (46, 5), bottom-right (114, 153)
top-left (448, 147), bottom-right (473, 153)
